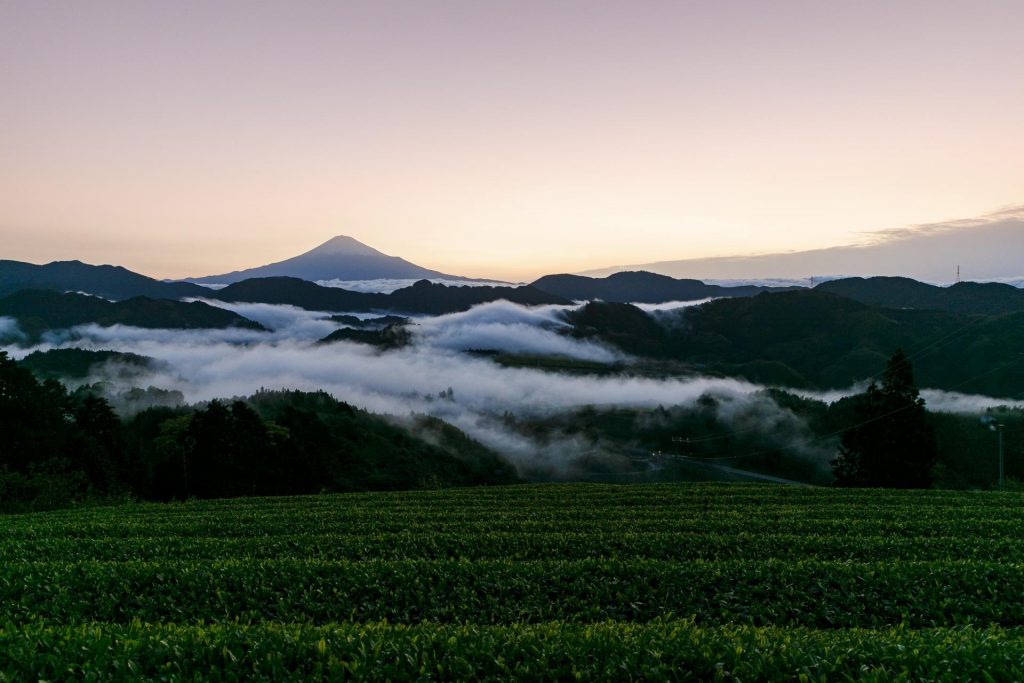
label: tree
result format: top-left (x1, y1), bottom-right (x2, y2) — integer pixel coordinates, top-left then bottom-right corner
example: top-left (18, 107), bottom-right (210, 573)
top-left (70, 394), bottom-right (126, 494)
top-left (832, 349), bottom-right (938, 488)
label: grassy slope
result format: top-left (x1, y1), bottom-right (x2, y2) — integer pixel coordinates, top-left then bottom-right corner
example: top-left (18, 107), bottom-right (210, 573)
top-left (3, 483), bottom-right (1024, 680)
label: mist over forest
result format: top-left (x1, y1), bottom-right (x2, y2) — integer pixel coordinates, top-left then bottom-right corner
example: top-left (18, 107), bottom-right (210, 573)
top-left (4, 287), bottom-right (1022, 499)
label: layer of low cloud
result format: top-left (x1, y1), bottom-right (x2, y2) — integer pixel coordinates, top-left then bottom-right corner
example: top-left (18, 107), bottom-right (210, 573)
top-left (0, 300), bottom-right (816, 472)
top-left (798, 384), bottom-right (1024, 414)
top-left (632, 299), bottom-right (714, 313)
top-left (0, 316), bottom-right (24, 342)
top-left (410, 301), bottom-right (620, 362)
top-left (5, 299), bottom-right (1018, 476)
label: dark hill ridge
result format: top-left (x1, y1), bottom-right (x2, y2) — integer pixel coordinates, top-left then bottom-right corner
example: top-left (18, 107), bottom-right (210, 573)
top-left (0, 259), bottom-right (209, 301)
top-left (8, 252), bottom-right (1021, 321)
top-left (0, 258), bottom-right (566, 316)
top-left (568, 290), bottom-right (1024, 398)
top-left (319, 325), bottom-right (411, 350)
top-left (210, 277), bottom-right (569, 314)
top-left (18, 348), bottom-right (155, 380)
top-left (188, 235), bottom-right (457, 284)
top-left (815, 276), bottom-right (1024, 316)
top-left (531, 271), bottom-right (800, 303)
top-left (0, 290), bottom-right (265, 341)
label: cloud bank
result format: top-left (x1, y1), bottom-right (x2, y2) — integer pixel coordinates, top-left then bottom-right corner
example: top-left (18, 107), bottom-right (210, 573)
top-left (582, 205), bottom-right (1024, 284)
top-left (0, 317), bottom-right (24, 342)
top-left (5, 299), bottom-right (1018, 475)
top-left (0, 300), bottom-right (800, 472)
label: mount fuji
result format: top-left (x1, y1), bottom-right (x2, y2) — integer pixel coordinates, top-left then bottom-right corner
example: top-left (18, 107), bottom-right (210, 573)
top-left (188, 236), bottom-right (458, 284)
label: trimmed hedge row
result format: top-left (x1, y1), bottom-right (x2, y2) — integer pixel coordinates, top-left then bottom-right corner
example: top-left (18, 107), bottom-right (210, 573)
top-left (3, 621), bottom-right (1024, 682)
top-left (4, 531), bottom-right (1024, 563)
top-left (2, 559), bottom-right (1022, 627)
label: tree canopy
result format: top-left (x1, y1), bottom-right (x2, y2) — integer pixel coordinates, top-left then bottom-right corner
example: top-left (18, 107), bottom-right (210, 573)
top-left (832, 349), bottom-right (938, 488)
top-left (0, 351), bottom-right (518, 512)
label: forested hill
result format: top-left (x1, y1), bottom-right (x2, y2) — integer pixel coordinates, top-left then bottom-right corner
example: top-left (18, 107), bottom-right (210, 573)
top-left (0, 290), bottom-right (264, 340)
top-left (210, 277), bottom-right (569, 313)
top-left (530, 271), bottom-right (799, 303)
top-left (0, 259), bottom-right (208, 301)
top-left (816, 277), bottom-right (1024, 315)
top-left (0, 352), bottom-right (520, 511)
top-left (568, 291), bottom-right (1024, 398)
top-left (18, 349), bottom-right (154, 380)
top-left (0, 260), bottom-right (569, 314)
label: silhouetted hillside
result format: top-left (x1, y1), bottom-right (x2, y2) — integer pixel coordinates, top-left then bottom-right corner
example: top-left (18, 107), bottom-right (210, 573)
top-left (567, 302), bottom-right (669, 357)
top-left (326, 314), bottom-right (409, 328)
top-left (570, 291), bottom-right (1024, 397)
top-left (18, 349), bottom-right (154, 380)
top-left (319, 325), bottom-right (411, 349)
top-left (0, 357), bottom-right (521, 510)
top-left (0, 260), bottom-right (208, 300)
top-left (0, 290), bottom-right (265, 340)
top-left (213, 277), bottom-right (367, 309)
top-left (531, 271), bottom-right (799, 303)
top-left (816, 276), bottom-right (1024, 315)
top-left (385, 280), bottom-right (568, 314)
top-left (212, 277), bottom-right (568, 313)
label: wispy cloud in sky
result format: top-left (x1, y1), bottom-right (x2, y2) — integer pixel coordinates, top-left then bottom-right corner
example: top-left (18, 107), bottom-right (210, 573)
top-left (585, 207), bottom-right (1024, 283)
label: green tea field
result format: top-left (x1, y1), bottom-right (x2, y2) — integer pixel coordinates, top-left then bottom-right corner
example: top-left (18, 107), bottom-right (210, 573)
top-left (3, 483), bottom-right (1024, 680)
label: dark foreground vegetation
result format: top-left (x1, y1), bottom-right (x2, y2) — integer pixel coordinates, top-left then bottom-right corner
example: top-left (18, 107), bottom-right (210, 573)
top-left (2, 484), bottom-right (1024, 679)
top-left (0, 351), bottom-right (517, 511)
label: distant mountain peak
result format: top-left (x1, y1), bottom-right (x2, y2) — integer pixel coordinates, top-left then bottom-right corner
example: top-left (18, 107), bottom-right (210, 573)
top-left (187, 235), bottom-right (459, 285)
top-left (306, 235), bottom-right (386, 257)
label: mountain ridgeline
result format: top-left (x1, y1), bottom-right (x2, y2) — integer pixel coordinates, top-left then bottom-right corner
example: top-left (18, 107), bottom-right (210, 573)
top-left (0, 290), bottom-right (265, 341)
top-left (531, 271), bottom-right (800, 302)
top-left (568, 291), bottom-right (1024, 398)
top-left (0, 260), bottom-right (209, 300)
top-left (815, 277), bottom-right (1024, 316)
top-left (0, 257), bottom-right (567, 316)
top-left (211, 277), bottom-right (569, 314)
top-left (4, 241), bottom-right (1021, 318)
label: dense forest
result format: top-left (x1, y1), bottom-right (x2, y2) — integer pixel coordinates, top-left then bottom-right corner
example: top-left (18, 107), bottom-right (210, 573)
top-left (2, 344), bottom-right (1021, 512)
top-left (0, 351), bottom-right (518, 512)
top-left (503, 387), bottom-right (1020, 490)
top-left (567, 293), bottom-right (1024, 398)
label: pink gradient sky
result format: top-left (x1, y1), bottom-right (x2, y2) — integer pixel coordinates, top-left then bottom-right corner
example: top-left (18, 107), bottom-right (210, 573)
top-left (1, 1), bottom-right (1022, 280)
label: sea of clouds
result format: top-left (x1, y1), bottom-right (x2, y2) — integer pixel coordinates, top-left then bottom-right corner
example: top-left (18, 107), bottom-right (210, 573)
top-left (0, 300), bottom-right (803, 472)
top-left (3, 297), bottom-right (1019, 474)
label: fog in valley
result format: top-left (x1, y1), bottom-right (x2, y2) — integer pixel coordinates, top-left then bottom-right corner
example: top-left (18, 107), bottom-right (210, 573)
top-left (3, 298), bottom-right (1019, 477)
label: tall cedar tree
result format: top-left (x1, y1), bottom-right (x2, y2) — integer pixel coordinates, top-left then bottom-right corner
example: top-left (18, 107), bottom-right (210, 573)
top-left (832, 349), bottom-right (938, 488)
